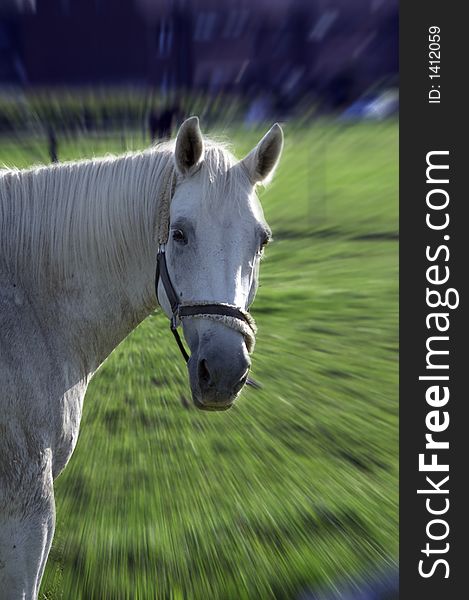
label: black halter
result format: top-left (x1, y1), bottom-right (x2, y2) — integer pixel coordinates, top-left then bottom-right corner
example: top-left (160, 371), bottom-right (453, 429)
top-left (154, 244), bottom-right (261, 388)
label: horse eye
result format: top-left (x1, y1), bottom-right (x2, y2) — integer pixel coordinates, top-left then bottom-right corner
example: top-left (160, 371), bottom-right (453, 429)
top-left (172, 229), bottom-right (187, 244)
top-left (260, 235), bottom-right (270, 251)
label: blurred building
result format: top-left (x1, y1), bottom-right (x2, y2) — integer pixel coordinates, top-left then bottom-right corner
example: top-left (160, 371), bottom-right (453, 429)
top-left (0, 0), bottom-right (398, 110)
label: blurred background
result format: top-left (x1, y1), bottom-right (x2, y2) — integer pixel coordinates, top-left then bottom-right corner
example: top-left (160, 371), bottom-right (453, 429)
top-left (1, 1), bottom-right (398, 599)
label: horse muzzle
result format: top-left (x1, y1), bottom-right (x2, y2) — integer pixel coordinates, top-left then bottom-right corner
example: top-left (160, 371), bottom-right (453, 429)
top-left (187, 328), bottom-right (251, 410)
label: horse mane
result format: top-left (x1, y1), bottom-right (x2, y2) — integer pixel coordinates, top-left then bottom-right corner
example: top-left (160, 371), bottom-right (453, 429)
top-left (0, 138), bottom-right (241, 291)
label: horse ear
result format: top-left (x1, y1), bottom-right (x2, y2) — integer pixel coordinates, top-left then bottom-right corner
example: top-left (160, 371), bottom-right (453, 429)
top-left (174, 116), bottom-right (204, 176)
top-left (241, 123), bottom-right (284, 185)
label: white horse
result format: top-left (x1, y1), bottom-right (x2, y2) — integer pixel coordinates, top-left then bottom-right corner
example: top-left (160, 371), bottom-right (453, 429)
top-left (0, 117), bottom-right (283, 598)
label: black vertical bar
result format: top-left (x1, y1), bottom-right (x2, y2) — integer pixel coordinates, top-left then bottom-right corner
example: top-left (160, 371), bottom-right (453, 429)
top-left (400, 3), bottom-right (467, 598)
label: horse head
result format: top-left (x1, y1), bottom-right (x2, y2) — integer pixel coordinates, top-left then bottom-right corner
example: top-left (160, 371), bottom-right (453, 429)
top-left (157, 117), bottom-right (283, 411)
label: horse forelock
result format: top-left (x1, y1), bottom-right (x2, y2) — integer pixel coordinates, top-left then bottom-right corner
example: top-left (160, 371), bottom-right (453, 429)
top-left (155, 138), bottom-right (250, 243)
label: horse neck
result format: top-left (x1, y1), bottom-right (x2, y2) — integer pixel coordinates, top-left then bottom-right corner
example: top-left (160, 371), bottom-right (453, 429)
top-left (3, 149), bottom-right (174, 375)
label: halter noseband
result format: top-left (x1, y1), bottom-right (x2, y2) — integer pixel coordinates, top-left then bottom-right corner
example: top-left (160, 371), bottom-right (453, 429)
top-left (154, 171), bottom-right (260, 388)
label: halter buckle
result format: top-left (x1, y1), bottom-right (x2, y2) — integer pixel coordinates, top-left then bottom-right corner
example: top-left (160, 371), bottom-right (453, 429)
top-left (170, 311), bottom-right (180, 330)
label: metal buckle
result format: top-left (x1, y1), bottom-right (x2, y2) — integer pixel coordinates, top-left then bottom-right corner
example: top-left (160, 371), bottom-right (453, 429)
top-left (170, 312), bottom-right (179, 330)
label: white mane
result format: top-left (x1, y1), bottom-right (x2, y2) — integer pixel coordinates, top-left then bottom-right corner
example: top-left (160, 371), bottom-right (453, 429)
top-left (0, 139), bottom-right (240, 291)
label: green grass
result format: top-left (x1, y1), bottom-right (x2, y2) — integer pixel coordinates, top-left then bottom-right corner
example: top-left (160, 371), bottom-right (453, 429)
top-left (2, 119), bottom-right (398, 599)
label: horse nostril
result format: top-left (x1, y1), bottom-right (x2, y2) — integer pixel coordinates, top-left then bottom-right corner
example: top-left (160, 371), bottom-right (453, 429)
top-left (198, 359), bottom-right (212, 387)
top-left (233, 369), bottom-right (249, 393)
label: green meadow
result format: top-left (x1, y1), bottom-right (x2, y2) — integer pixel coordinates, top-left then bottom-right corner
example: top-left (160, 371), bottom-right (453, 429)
top-left (1, 119), bottom-right (398, 599)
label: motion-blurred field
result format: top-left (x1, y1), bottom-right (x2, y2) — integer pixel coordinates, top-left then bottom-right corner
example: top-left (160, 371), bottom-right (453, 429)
top-left (1, 120), bottom-right (398, 599)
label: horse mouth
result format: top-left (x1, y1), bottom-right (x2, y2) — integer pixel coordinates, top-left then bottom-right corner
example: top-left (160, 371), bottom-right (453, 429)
top-left (193, 397), bottom-right (234, 412)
